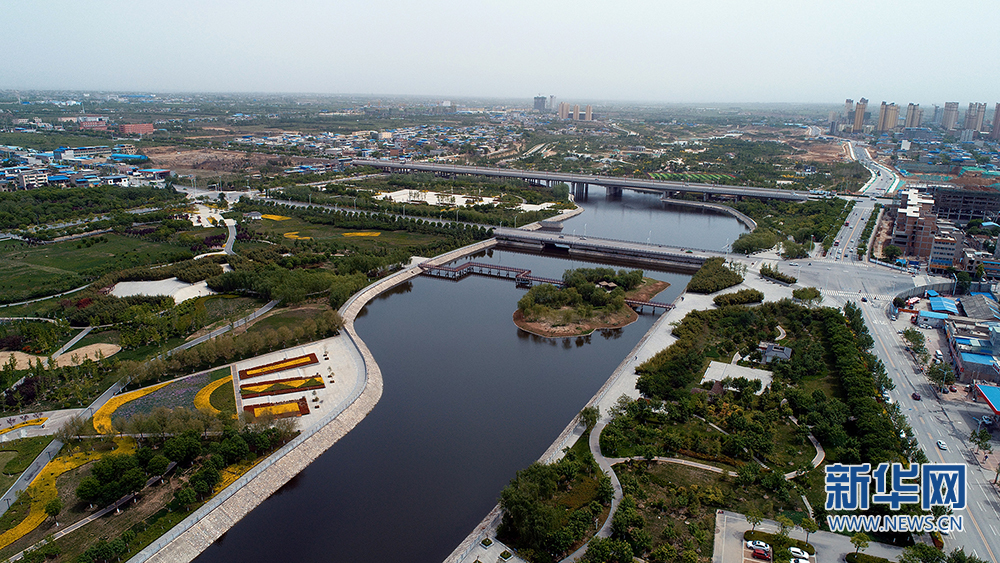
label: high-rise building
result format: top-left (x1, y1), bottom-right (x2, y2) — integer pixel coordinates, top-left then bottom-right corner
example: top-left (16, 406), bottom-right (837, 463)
top-left (844, 99), bottom-right (854, 118)
top-left (931, 104), bottom-right (941, 125)
top-left (584, 105), bottom-right (592, 121)
top-left (904, 103), bottom-right (922, 128)
top-left (549, 96), bottom-right (555, 112)
top-left (558, 102), bottom-right (570, 120)
top-left (990, 103), bottom-right (1000, 141)
top-left (942, 102), bottom-right (959, 130)
top-left (853, 98), bottom-right (868, 133)
top-left (877, 102), bottom-right (899, 132)
top-left (533, 96), bottom-right (547, 112)
top-left (964, 102), bottom-right (987, 131)
top-left (572, 104), bottom-right (580, 120)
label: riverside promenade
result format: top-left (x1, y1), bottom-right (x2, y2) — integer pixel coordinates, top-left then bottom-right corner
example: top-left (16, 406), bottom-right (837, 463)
top-left (130, 238), bottom-right (498, 563)
top-left (446, 260), bottom-right (796, 563)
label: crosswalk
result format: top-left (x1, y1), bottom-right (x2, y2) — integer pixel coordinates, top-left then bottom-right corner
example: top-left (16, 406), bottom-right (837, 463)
top-left (824, 289), bottom-right (894, 302)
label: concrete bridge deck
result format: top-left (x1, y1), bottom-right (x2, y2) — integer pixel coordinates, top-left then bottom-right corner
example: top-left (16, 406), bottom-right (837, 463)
top-left (350, 159), bottom-right (808, 202)
top-left (492, 227), bottom-right (718, 272)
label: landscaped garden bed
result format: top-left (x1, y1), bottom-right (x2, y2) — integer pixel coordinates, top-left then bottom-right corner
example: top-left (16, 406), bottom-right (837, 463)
top-left (243, 397), bottom-right (310, 419)
top-left (237, 353), bottom-right (318, 380)
top-left (239, 375), bottom-right (325, 399)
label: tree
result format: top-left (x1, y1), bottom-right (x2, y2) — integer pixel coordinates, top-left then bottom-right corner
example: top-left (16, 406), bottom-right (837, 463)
top-left (851, 532), bottom-right (870, 554)
top-left (44, 497), bottom-right (63, 524)
top-left (801, 516), bottom-right (818, 544)
top-left (971, 428), bottom-right (992, 455)
top-left (745, 507), bottom-right (764, 532)
top-left (775, 514), bottom-right (794, 544)
top-left (792, 287), bottom-right (822, 307)
top-left (902, 328), bottom-right (927, 355)
top-left (578, 406), bottom-right (600, 429)
top-left (899, 543), bottom-right (945, 563)
top-left (881, 245), bottom-right (902, 262)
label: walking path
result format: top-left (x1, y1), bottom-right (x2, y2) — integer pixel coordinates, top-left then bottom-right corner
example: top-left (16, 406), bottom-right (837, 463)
top-left (51, 327), bottom-right (93, 359)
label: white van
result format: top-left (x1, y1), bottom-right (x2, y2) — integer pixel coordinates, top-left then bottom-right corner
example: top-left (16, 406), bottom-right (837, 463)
top-left (935, 350), bottom-right (943, 359)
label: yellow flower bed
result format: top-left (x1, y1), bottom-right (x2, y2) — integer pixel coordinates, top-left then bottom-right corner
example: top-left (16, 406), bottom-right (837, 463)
top-left (194, 377), bottom-right (232, 415)
top-left (253, 402), bottom-right (301, 417)
top-left (261, 214), bottom-right (291, 221)
top-left (0, 438), bottom-right (136, 550)
top-left (212, 457), bottom-right (266, 497)
top-left (0, 418), bottom-right (48, 436)
top-left (93, 381), bottom-right (174, 434)
top-left (282, 231), bottom-right (312, 240)
top-left (243, 356), bottom-right (313, 378)
top-left (342, 232), bottom-right (381, 237)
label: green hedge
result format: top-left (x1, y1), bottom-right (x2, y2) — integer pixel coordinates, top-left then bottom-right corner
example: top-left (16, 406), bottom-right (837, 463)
top-left (846, 553), bottom-right (893, 563)
top-left (743, 530), bottom-right (815, 555)
top-left (687, 257), bottom-right (744, 294)
top-left (713, 289), bottom-right (764, 307)
top-left (760, 264), bottom-right (797, 284)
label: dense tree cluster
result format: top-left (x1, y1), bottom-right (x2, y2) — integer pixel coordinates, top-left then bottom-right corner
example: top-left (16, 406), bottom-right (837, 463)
top-left (0, 185), bottom-right (185, 230)
top-left (685, 257), bottom-right (744, 294)
top-left (759, 264), bottom-right (797, 284)
top-left (0, 320), bottom-right (71, 355)
top-left (731, 198), bottom-right (851, 252)
top-left (498, 445), bottom-right (606, 562)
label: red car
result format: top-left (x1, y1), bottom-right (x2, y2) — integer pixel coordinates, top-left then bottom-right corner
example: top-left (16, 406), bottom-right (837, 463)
top-left (949, 385), bottom-right (957, 392)
top-left (752, 548), bottom-right (772, 561)
top-left (912, 392), bottom-right (921, 401)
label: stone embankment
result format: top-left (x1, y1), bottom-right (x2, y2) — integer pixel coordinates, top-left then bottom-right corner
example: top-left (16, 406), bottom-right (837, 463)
top-left (130, 238), bottom-right (497, 563)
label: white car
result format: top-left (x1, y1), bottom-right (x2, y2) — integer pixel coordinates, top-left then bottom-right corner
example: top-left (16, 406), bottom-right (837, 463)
top-left (746, 540), bottom-right (771, 552)
top-left (789, 547), bottom-right (810, 559)
top-left (937, 440), bottom-right (948, 450)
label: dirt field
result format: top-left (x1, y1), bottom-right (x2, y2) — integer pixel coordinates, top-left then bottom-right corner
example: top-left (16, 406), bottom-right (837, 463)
top-left (142, 146), bottom-right (339, 178)
top-left (0, 344), bottom-right (121, 370)
top-left (784, 139), bottom-right (851, 164)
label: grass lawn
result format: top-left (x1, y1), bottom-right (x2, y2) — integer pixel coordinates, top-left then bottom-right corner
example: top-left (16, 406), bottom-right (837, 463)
top-left (209, 371), bottom-right (237, 415)
top-left (1, 437), bottom-right (54, 475)
top-left (762, 422), bottom-right (818, 472)
top-left (253, 214), bottom-right (446, 250)
top-left (244, 306), bottom-right (323, 335)
top-left (0, 235), bottom-right (190, 303)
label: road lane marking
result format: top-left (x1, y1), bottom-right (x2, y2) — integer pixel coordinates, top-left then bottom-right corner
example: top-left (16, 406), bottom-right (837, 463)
top-left (966, 510), bottom-right (998, 563)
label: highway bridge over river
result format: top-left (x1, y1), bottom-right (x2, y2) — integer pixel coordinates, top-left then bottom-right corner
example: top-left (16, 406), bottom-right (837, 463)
top-left (350, 158), bottom-right (808, 202)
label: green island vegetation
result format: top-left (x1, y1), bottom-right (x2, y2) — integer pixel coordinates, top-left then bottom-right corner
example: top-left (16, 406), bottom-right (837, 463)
top-left (567, 301), bottom-right (913, 562)
top-left (712, 289), bottom-right (764, 307)
top-left (270, 172), bottom-right (572, 227)
top-left (515, 268), bottom-right (652, 335)
top-left (856, 203), bottom-right (882, 257)
top-left (0, 409), bottom-right (297, 562)
top-left (759, 264), bottom-right (798, 284)
top-left (0, 185), bottom-right (186, 233)
top-left (685, 257), bottom-right (745, 294)
top-left (497, 430), bottom-right (612, 563)
top-left (728, 199), bottom-right (851, 255)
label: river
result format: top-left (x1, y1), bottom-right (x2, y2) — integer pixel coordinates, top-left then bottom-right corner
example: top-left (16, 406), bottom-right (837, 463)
top-left (193, 192), bottom-right (747, 563)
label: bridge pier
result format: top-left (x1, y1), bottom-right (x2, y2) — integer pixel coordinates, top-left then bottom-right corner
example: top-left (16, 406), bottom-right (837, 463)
top-left (606, 186), bottom-right (622, 197)
top-left (571, 182), bottom-right (588, 198)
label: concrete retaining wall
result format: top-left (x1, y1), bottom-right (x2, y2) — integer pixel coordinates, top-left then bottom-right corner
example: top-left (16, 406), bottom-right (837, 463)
top-left (129, 237), bottom-right (499, 563)
top-left (660, 198), bottom-right (757, 230)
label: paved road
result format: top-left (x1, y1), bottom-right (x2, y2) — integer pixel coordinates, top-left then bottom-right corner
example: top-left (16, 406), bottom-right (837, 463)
top-left (715, 510), bottom-right (906, 563)
top-left (223, 220), bottom-right (236, 255)
top-left (847, 141), bottom-right (900, 196)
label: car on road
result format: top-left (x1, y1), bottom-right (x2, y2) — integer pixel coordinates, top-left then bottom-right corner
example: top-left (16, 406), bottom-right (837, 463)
top-left (746, 541), bottom-right (771, 552)
top-left (949, 385), bottom-right (957, 392)
top-left (752, 548), bottom-right (772, 561)
top-left (861, 297), bottom-right (868, 302)
top-left (788, 547), bottom-right (810, 559)
top-left (912, 392), bottom-right (921, 400)
top-left (937, 440), bottom-right (948, 450)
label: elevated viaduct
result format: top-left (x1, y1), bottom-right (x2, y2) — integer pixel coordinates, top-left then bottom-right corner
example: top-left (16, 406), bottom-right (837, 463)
top-left (350, 159), bottom-right (808, 202)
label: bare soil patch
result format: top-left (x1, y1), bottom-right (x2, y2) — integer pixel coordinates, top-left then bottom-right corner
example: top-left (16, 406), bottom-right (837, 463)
top-left (142, 146), bottom-right (344, 178)
top-left (784, 139), bottom-right (850, 164)
top-left (0, 344), bottom-right (120, 370)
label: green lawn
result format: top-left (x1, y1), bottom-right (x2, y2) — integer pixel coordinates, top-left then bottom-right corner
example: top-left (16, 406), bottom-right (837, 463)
top-left (0, 234), bottom-right (191, 303)
top-left (253, 215), bottom-right (447, 250)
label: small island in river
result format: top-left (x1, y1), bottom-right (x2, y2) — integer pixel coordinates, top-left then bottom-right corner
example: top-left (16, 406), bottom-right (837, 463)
top-left (513, 267), bottom-right (669, 337)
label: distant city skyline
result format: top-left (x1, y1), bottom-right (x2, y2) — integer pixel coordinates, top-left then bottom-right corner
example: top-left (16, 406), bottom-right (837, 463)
top-left (2, 0), bottom-right (998, 104)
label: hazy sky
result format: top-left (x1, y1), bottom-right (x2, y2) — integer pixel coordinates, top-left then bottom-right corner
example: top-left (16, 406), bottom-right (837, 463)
top-left (3, 0), bottom-right (997, 105)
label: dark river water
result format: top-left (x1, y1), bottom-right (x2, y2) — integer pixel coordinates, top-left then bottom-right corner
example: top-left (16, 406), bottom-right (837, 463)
top-left (193, 192), bottom-right (747, 563)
